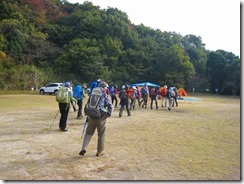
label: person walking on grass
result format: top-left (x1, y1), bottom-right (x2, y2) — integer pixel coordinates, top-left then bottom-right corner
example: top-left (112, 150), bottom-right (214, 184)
top-left (79, 81), bottom-right (113, 157)
top-left (172, 87), bottom-right (178, 107)
top-left (118, 85), bottom-right (131, 117)
top-left (129, 86), bottom-right (137, 111)
top-left (160, 85), bottom-right (168, 108)
top-left (56, 82), bottom-right (77, 131)
top-left (73, 83), bottom-right (86, 119)
top-left (167, 87), bottom-right (175, 111)
top-left (150, 86), bottom-right (158, 109)
top-left (135, 86), bottom-right (141, 108)
top-left (141, 84), bottom-right (149, 109)
top-left (110, 85), bottom-right (118, 108)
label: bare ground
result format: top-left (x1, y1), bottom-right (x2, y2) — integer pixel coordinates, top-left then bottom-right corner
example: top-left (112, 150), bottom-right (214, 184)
top-left (0, 94), bottom-right (240, 180)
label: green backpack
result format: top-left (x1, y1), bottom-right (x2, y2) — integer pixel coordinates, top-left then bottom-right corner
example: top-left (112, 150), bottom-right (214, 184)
top-left (56, 87), bottom-right (70, 103)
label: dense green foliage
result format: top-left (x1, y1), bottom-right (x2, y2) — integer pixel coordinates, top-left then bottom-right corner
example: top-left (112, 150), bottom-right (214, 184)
top-left (0, 0), bottom-right (240, 95)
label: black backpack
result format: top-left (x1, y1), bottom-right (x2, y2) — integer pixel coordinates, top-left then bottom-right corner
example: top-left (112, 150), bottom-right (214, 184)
top-left (119, 89), bottom-right (127, 99)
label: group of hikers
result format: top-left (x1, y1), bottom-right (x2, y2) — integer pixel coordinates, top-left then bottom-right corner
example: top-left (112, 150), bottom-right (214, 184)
top-left (106, 83), bottom-right (179, 117)
top-left (54, 79), bottom-right (180, 157)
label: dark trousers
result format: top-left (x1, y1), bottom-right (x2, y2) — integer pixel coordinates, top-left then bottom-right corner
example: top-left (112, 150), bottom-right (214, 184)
top-left (59, 103), bottom-right (69, 130)
top-left (172, 97), bottom-right (178, 107)
top-left (111, 95), bottom-right (118, 107)
top-left (119, 99), bottom-right (131, 117)
top-left (141, 94), bottom-right (148, 108)
top-left (150, 96), bottom-right (158, 109)
top-left (77, 99), bottom-right (83, 118)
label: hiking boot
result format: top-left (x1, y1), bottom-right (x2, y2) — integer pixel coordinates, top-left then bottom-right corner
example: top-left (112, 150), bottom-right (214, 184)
top-left (168, 107), bottom-right (171, 111)
top-left (96, 151), bottom-right (105, 157)
top-left (60, 127), bottom-right (68, 131)
top-left (79, 150), bottom-right (86, 156)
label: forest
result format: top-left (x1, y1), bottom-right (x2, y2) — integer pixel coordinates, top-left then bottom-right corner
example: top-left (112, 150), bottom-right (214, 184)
top-left (0, 0), bottom-right (240, 95)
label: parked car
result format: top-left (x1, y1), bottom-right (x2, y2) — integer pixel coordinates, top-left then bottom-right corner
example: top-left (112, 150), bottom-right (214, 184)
top-left (39, 83), bottom-right (63, 95)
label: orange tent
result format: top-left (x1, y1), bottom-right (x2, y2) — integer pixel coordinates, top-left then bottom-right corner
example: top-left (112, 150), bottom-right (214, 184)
top-left (178, 88), bottom-right (188, 96)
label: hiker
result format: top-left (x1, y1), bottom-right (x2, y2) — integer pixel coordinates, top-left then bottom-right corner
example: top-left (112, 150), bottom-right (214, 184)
top-left (172, 87), bottom-right (178, 107)
top-left (110, 85), bottom-right (118, 108)
top-left (56, 82), bottom-right (77, 131)
top-left (135, 86), bottom-right (141, 108)
top-left (150, 86), bottom-right (158, 109)
top-left (118, 85), bottom-right (131, 117)
top-left (141, 84), bottom-right (149, 108)
top-left (90, 79), bottom-right (101, 94)
top-left (129, 86), bottom-right (137, 111)
top-left (79, 81), bottom-right (113, 157)
top-left (73, 84), bottom-right (86, 119)
top-left (160, 85), bottom-right (168, 108)
top-left (167, 87), bottom-right (175, 111)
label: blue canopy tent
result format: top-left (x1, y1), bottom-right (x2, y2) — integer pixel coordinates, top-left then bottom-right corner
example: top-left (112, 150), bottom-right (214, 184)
top-left (131, 82), bottom-right (160, 88)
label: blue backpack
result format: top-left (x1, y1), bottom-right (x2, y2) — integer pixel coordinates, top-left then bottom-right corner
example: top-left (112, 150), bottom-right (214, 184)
top-left (141, 87), bottom-right (147, 95)
top-left (73, 85), bottom-right (83, 100)
top-left (90, 81), bottom-right (98, 93)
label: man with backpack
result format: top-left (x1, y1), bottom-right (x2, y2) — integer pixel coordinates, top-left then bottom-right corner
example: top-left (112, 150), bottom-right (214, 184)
top-left (140, 84), bottom-right (149, 108)
top-left (167, 87), bottom-right (175, 111)
top-left (56, 82), bottom-right (77, 131)
top-left (73, 84), bottom-right (86, 119)
top-left (129, 86), bottom-right (137, 111)
top-left (110, 85), bottom-right (118, 108)
top-left (160, 85), bottom-right (168, 108)
top-left (172, 87), bottom-right (178, 107)
top-left (118, 85), bottom-right (131, 117)
top-left (150, 86), bottom-right (158, 109)
top-left (79, 81), bottom-right (113, 157)
top-left (135, 86), bottom-right (141, 108)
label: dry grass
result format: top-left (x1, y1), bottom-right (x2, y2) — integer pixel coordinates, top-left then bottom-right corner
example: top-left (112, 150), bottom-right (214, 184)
top-left (0, 94), bottom-right (240, 180)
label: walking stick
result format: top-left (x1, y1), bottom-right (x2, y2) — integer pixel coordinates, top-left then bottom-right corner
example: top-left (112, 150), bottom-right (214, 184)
top-left (50, 109), bottom-right (59, 129)
top-left (74, 110), bottom-right (77, 130)
top-left (81, 116), bottom-right (88, 139)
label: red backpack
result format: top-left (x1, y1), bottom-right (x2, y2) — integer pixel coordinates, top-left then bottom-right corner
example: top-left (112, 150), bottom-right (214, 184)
top-left (150, 88), bottom-right (157, 97)
top-left (161, 88), bottom-right (167, 96)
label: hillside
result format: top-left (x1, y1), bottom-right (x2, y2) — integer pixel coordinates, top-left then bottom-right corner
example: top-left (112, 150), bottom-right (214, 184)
top-left (0, 0), bottom-right (240, 95)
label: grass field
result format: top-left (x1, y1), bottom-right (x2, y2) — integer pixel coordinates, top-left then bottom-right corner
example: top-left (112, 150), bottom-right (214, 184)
top-left (0, 93), bottom-right (240, 180)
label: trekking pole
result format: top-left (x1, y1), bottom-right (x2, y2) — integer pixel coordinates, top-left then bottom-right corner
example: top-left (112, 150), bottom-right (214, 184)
top-left (81, 116), bottom-right (88, 139)
top-left (74, 110), bottom-right (77, 130)
top-left (50, 109), bottom-right (59, 129)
